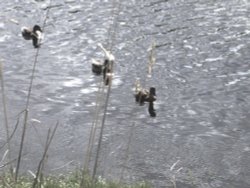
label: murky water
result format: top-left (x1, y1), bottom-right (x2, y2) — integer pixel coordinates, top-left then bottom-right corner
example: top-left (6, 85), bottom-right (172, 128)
top-left (1, 0), bottom-right (250, 187)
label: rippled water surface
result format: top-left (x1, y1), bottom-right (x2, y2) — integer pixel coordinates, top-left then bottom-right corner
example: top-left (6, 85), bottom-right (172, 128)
top-left (1, 0), bottom-right (250, 187)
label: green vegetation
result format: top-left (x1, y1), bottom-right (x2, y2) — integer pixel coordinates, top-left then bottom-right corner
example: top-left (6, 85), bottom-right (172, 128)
top-left (0, 172), bottom-right (151, 188)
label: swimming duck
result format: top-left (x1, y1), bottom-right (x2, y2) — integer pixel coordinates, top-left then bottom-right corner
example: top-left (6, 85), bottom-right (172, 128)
top-left (91, 43), bottom-right (115, 85)
top-left (135, 86), bottom-right (156, 105)
top-left (21, 25), bottom-right (43, 48)
top-left (135, 89), bottom-right (149, 105)
top-left (135, 86), bottom-right (157, 117)
top-left (91, 58), bottom-right (103, 75)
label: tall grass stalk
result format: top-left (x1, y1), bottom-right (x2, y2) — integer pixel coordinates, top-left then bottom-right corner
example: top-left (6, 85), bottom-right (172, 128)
top-left (92, 61), bottom-right (114, 179)
top-left (0, 112), bottom-right (22, 151)
top-left (0, 61), bottom-right (12, 174)
top-left (90, 0), bottom-right (120, 179)
top-left (81, 80), bottom-right (106, 188)
top-left (15, 1), bottom-right (52, 181)
top-left (83, 78), bottom-right (105, 171)
top-left (82, 2), bottom-right (120, 181)
top-left (147, 41), bottom-right (156, 78)
top-left (15, 48), bottom-right (40, 181)
top-left (120, 123), bottom-right (136, 182)
top-left (107, 0), bottom-right (121, 52)
top-left (32, 122), bottom-right (58, 188)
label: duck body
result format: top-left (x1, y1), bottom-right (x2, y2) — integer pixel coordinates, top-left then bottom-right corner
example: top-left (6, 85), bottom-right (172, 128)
top-left (135, 87), bottom-right (156, 105)
top-left (135, 86), bottom-right (157, 117)
top-left (21, 27), bottom-right (33, 40)
top-left (91, 43), bottom-right (115, 85)
top-left (135, 89), bottom-right (149, 105)
top-left (21, 25), bottom-right (43, 48)
top-left (91, 59), bottom-right (103, 75)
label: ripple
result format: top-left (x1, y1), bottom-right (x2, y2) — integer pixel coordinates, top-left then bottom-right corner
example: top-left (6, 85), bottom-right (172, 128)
top-left (229, 44), bottom-right (245, 54)
top-left (205, 56), bottom-right (224, 62)
top-left (225, 78), bottom-right (241, 86)
top-left (46, 97), bottom-right (66, 104)
top-left (63, 77), bottom-right (83, 87)
top-left (0, 35), bottom-right (10, 42)
top-left (80, 87), bottom-right (98, 94)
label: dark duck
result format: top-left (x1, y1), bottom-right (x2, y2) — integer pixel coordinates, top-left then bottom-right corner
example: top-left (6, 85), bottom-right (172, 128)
top-left (91, 43), bottom-right (115, 85)
top-left (21, 25), bottom-right (43, 48)
top-left (135, 80), bottom-right (157, 117)
top-left (135, 80), bottom-right (156, 104)
top-left (91, 58), bottom-right (103, 75)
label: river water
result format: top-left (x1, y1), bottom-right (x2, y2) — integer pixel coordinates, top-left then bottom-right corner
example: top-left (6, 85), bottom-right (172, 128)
top-left (0, 0), bottom-right (250, 187)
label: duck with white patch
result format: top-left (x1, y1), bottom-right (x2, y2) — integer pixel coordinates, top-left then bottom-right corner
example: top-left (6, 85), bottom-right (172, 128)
top-left (21, 25), bottom-right (43, 48)
top-left (91, 43), bottom-right (115, 85)
top-left (134, 80), bottom-right (157, 117)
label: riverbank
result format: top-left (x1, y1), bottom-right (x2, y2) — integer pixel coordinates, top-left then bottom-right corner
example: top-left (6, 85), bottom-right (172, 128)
top-left (0, 171), bottom-right (151, 188)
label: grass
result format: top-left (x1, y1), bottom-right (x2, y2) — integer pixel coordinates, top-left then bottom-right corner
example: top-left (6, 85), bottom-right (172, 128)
top-left (0, 172), bottom-right (151, 188)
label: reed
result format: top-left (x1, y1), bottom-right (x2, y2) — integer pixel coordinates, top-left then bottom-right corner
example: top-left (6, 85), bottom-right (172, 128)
top-left (147, 41), bottom-right (156, 78)
top-left (92, 60), bottom-right (114, 179)
top-left (0, 61), bottom-right (12, 174)
top-left (91, 0), bottom-right (121, 179)
top-left (32, 122), bottom-right (58, 188)
top-left (83, 77), bottom-right (105, 172)
top-left (169, 160), bottom-right (183, 188)
top-left (0, 111), bottom-right (22, 151)
top-left (119, 123), bottom-right (136, 182)
top-left (15, 1), bottom-right (52, 181)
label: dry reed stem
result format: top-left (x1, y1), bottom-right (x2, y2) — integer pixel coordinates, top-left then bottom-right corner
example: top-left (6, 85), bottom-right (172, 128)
top-left (83, 77), bottom-right (105, 171)
top-left (0, 152), bottom-right (28, 169)
top-left (106, 0), bottom-right (121, 52)
top-left (0, 61), bottom-right (12, 173)
top-left (15, 1), bottom-right (52, 181)
top-left (0, 157), bottom-right (16, 169)
top-left (147, 41), bottom-right (156, 77)
top-left (91, 0), bottom-right (120, 179)
top-left (32, 122), bottom-right (59, 188)
top-left (119, 122), bottom-right (136, 182)
top-left (92, 60), bottom-right (114, 179)
top-left (80, 78), bottom-right (105, 188)
top-left (0, 112), bottom-right (22, 151)
top-left (82, 0), bottom-right (120, 184)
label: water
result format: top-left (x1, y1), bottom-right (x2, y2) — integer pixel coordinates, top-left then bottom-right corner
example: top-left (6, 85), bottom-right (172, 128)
top-left (0, 0), bottom-right (250, 187)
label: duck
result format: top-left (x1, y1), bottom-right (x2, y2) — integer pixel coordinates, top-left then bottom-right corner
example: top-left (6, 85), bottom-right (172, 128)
top-left (135, 86), bottom-right (157, 117)
top-left (21, 25), bottom-right (43, 48)
top-left (135, 86), bottom-right (156, 105)
top-left (91, 58), bottom-right (103, 75)
top-left (135, 89), bottom-right (149, 105)
top-left (91, 43), bottom-right (115, 85)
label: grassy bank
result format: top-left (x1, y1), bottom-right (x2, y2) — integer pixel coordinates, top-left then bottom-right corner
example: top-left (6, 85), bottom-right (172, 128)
top-left (0, 172), bottom-right (151, 188)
